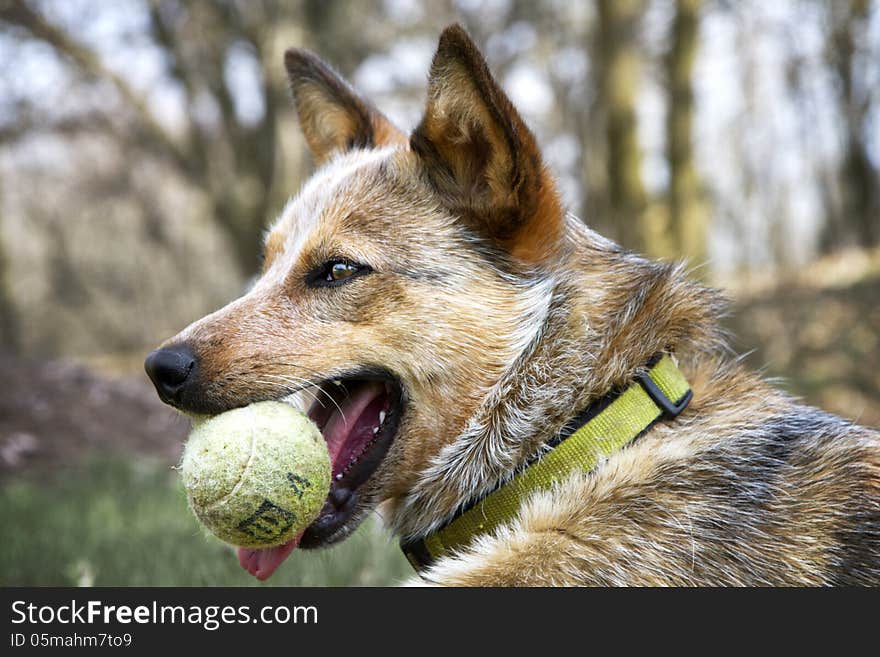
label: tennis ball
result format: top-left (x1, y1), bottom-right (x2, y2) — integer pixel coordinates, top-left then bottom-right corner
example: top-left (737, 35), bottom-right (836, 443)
top-left (180, 401), bottom-right (330, 548)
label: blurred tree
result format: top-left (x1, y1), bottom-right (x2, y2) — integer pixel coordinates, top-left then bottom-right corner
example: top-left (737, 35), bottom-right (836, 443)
top-left (0, 0), bottom-right (394, 278)
top-left (590, 0), bottom-right (648, 252)
top-left (0, 0), bottom-right (391, 278)
top-left (0, 186), bottom-right (19, 352)
top-left (820, 0), bottom-right (879, 253)
top-left (664, 0), bottom-right (707, 263)
top-left (0, 0), bottom-right (280, 276)
top-left (0, 0), bottom-right (878, 361)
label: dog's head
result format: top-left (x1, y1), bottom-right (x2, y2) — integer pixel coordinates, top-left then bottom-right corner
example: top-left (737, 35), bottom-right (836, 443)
top-left (145, 25), bottom-right (565, 561)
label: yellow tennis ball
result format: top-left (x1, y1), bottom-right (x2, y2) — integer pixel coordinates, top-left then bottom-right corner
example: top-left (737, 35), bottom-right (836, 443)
top-left (180, 401), bottom-right (330, 548)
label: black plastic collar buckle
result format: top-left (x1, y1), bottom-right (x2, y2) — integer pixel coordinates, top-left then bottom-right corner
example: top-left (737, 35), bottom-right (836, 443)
top-left (400, 538), bottom-right (434, 573)
top-left (636, 372), bottom-right (693, 419)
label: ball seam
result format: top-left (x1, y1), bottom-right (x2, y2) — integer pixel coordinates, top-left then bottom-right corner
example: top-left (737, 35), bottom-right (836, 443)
top-left (203, 404), bottom-right (258, 512)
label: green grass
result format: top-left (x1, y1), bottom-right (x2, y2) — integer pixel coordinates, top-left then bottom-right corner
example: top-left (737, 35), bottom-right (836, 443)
top-left (0, 458), bottom-right (412, 586)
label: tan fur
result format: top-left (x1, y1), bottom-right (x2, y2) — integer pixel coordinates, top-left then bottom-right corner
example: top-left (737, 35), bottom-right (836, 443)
top-left (153, 25), bottom-right (880, 585)
top-left (410, 26), bottom-right (564, 263)
top-left (284, 49), bottom-right (406, 165)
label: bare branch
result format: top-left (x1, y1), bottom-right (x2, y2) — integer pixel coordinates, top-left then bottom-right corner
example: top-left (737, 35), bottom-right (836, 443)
top-left (0, 0), bottom-right (197, 181)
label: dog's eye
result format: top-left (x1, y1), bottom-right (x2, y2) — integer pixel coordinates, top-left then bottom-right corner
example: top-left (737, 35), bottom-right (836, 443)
top-left (308, 260), bottom-right (370, 287)
top-left (330, 263), bottom-right (358, 281)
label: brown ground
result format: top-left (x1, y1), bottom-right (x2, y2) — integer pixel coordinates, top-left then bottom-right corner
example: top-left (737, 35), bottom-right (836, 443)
top-left (1, 264), bottom-right (877, 475)
top-left (725, 262), bottom-right (880, 429)
top-left (0, 354), bottom-right (187, 474)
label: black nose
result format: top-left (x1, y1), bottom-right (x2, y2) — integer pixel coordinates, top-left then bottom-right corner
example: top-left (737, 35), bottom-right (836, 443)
top-left (144, 345), bottom-right (196, 403)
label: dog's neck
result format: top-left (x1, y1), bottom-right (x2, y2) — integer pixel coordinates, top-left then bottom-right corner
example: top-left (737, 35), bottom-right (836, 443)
top-left (389, 215), bottom-right (727, 540)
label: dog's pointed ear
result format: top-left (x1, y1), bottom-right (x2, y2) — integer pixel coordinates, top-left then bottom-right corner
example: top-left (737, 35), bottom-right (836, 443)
top-left (284, 49), bottom-right (406, 165)
top-left (410, 25), bottom-right (563, 262)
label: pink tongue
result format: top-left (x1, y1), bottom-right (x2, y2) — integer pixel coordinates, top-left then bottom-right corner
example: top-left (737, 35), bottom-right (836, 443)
top-left (237, 531), bottom-right (304, 581)
top-left (321, 380), bottom-right (386, 472)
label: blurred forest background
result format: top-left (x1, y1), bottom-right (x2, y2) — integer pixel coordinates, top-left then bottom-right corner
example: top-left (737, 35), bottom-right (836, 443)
top-left (0, 0), bottom-right (878, 586)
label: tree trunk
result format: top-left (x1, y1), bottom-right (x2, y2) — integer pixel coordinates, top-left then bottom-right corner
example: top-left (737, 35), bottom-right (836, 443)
top-left (665, 0), bottom-right (707, 264)
top-left (820, 0), bottom-right (879, 253)
top-left (0, 186), bottom-right (20, 352)
top-left (594, 0), bottom-right (648, 252)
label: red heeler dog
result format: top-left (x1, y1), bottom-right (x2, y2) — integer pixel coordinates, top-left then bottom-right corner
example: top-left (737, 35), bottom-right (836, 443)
top-left (145, 25), bottom-right (880, 585)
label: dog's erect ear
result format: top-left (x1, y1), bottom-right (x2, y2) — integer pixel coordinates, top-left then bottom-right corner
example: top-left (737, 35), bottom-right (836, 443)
top-left (411, 25), bottom-right (563, 262)
top-left (284, 49), bottom-right (406, 165)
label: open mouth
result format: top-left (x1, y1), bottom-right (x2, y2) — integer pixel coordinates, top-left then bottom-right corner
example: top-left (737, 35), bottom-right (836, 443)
top-left (238, 372), bottom-right (403, 580)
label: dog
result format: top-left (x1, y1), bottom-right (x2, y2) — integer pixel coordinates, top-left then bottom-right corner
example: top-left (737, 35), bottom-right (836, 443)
top-left (145, 24), bottom-right (880, 585)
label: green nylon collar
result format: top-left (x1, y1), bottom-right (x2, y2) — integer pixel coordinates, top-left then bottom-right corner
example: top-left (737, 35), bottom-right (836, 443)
top-left (401, 353), bottom-right (693, 572)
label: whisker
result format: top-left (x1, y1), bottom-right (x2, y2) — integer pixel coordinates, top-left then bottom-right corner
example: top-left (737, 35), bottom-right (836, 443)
top-left (259, 374), bottom-right (322, 402)
top-left (230, 357), bottom-right (355, 401)
top-left (224, 355), bottom-right (353, 427)
top-left (262, 373), bottom-right (349, 428)
top-left (280, 374), bottom-right (351, 419)
top-left (255, 377), bottom-right (325, 410)
top-left (237, 357), bottom-right (329, 380)
top-left (272, 363), bottom-right (354, 400)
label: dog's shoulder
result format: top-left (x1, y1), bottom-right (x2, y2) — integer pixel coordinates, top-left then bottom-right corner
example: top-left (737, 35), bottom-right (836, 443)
top-left (414, 367), bottom-right (880, 586)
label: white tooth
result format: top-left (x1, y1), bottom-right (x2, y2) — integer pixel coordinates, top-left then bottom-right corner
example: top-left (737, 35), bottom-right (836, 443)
top-left (332, 379), bottom-right (341, 386)
top-left (379, 411), bottom-right (386, 425)
top-left (335, 473), bottom-right (343, 481)
top-left (373, 427), bottom-right (379, 435)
